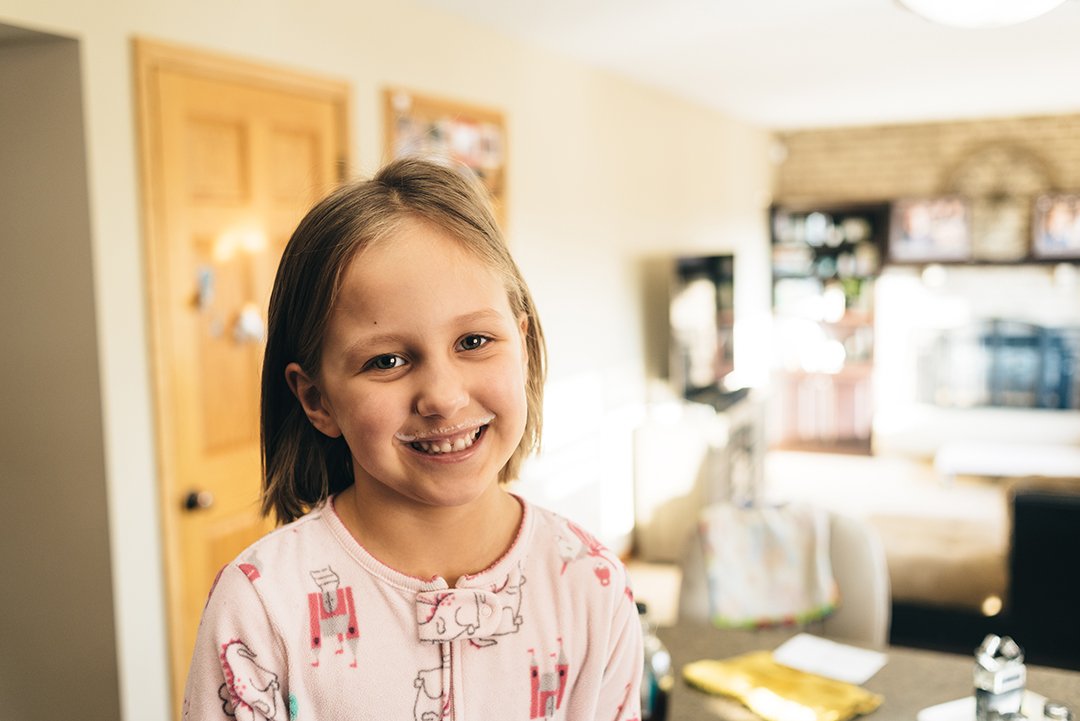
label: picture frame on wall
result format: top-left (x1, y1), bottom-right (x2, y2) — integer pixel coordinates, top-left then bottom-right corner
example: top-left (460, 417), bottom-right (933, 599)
top-left (384, 88), bottom-right (507, 224)
top-left (1032, 193), bottom-right (1080, 260)
top-left (888, 196), bottom-right (972, 263)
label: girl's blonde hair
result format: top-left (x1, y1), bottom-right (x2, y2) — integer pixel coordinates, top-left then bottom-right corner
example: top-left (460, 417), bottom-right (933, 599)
top-left (261, 156), bottom-right (546, 524)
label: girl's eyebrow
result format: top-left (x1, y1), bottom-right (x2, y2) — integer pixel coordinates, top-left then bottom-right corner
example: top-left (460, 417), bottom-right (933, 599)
top-left (452, 308), bottom-right (507, 326)
top-left (342, 332), bottom-right (410, 359)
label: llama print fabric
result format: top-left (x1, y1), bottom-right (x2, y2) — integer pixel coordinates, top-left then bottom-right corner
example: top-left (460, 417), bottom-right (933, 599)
top-left (181, 496), bottom-right (642, 721)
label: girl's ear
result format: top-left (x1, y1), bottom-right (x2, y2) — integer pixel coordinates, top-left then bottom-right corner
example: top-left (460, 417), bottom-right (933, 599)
top-left (517, 313), bottom-right (530, 377)
top-left (285, 362), bottom-right (343, 438)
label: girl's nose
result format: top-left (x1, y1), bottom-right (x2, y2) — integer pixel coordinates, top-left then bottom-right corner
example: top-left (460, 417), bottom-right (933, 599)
top-left (414, 359), bottom-right (469, 419)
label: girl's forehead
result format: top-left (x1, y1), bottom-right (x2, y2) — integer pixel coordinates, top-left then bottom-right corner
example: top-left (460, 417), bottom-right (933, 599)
top-left (335, 220), bottom-right (515, 313)
top-left (349, 219), bottom-right (512, 294)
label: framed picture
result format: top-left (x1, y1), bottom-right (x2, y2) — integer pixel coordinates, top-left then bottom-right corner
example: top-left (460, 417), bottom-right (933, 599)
top-left (384, 88), bottom-right (507, 224)
top-left (888, 196), bottom-right (972, 263)
top-left (1032, 193), bottom-right (1080, 260)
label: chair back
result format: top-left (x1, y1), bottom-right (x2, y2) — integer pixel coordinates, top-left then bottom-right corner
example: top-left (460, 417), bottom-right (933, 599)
top-left (822, 512), bottom-right (891, 649)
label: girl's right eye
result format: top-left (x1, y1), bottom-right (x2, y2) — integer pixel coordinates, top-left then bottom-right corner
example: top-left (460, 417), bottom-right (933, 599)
top-left (368, 354), bottom-right (404, 371)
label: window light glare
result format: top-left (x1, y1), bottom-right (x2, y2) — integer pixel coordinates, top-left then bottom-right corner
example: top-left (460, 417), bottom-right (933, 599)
top-left (897, 0), bottom-right (1066, 28)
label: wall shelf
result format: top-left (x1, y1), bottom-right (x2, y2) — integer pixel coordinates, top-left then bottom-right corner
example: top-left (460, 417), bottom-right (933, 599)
top-left (769, 203), bottom-right (888, 451)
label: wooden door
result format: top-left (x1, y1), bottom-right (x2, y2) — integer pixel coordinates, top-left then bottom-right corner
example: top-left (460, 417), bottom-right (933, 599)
top-left (135, 39), bottom-right (349, 714)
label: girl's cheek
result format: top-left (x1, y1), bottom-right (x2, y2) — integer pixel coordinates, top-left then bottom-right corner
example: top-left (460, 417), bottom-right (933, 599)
top-left (347, 390), bottom-right (401, 435)
top-left (368, 395), bottom-right (404, 426)
top-left (499, 363), bottom-right (530, 419)
top-left (490, 357), bottom-right (524, 392)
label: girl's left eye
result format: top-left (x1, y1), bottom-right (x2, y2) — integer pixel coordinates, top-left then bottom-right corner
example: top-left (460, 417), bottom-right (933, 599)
top-left (457, 334), bottom-right (491, 351)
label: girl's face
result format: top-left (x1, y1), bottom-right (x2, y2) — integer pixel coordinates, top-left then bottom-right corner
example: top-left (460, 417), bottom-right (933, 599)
top-left (294, 218), bottom-right (529, 510)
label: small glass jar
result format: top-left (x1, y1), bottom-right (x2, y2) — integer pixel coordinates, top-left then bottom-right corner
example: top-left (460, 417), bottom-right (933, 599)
top-left (638, 602), bottom-right (674, 721)
top-left (1044, 702), bottom-right (1075, 721)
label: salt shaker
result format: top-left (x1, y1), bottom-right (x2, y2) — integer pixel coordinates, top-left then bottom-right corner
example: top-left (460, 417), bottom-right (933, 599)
top-left (974, 634), bottom-right (1026, 721)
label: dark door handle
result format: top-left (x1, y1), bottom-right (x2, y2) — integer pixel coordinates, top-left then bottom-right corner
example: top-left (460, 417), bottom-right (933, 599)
top-left (184, 490), bottom-right (214, 511)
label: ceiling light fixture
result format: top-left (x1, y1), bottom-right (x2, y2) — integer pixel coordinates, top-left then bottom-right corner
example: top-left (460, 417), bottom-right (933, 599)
top-left (897, 0), bottom-right (1066, 28)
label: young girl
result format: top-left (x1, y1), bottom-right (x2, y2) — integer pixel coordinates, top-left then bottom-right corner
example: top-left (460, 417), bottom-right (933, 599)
top-left (182, 156), bottom-right (643, 720)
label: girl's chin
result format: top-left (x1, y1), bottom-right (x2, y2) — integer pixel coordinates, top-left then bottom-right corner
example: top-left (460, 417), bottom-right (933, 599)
top-left (405, 479), bottom-right (503, 510)
top-left (357, 463), bottom-right (506, 507)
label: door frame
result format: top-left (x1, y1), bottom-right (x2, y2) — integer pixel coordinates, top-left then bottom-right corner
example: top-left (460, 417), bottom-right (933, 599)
top-left (133, 37), bottom-right (351, 712)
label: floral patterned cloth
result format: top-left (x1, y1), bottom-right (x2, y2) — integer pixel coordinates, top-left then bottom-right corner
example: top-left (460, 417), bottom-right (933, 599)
top-left (698, 502), bottom-right (838, 628)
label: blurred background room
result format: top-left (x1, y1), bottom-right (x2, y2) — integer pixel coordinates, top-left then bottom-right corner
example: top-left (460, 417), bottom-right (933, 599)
top-left (2, 1), bottom-right (1080, 719)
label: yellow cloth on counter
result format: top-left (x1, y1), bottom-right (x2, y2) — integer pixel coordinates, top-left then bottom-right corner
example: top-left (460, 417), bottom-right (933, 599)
top-left (683, 651), bottom-right (883, 721)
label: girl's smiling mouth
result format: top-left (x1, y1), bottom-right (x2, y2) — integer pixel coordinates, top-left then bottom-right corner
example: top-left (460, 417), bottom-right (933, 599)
top-left (395, 416), bottom-right (494, 456)
top-left (410, 426), bottom-right (485, 455)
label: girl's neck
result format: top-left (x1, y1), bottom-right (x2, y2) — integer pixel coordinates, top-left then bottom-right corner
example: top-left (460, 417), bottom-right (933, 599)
top-left (333, 481), bottom-right (523, 586)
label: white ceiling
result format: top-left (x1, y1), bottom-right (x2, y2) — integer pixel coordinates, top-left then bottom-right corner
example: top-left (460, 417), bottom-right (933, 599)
top-left (410, 0), bottom-right (1080, 130)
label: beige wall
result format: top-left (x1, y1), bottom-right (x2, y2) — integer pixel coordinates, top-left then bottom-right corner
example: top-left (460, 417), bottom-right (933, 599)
top-left (775, 112), bottom-right (1080, 205)
top-left (0, 31), bottom-right (121, 718)
top-left (0, 2), bottom-right (773, 718)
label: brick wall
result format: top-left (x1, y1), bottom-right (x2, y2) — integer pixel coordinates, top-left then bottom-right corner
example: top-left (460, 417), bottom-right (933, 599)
top-left (774, 113), bottom-right (1080, 206)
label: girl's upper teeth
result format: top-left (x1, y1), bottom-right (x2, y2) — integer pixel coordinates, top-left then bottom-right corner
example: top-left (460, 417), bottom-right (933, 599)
top-left (415, 428), bottom-right (480, 454)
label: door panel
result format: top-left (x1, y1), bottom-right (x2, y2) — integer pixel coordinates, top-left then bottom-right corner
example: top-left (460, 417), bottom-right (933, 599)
top-left (135, 40), bottom-right (349, 716)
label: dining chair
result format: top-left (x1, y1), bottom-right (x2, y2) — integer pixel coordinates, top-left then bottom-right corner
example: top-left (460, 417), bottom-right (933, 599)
top-left (821, 511), bottom-right (891, 649)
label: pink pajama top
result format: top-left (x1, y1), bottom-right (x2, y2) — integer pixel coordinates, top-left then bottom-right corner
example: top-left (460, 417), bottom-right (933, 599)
top-left (182, 495), bottom-right (643, 721)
